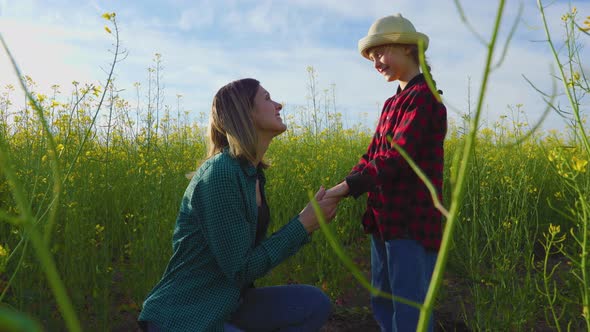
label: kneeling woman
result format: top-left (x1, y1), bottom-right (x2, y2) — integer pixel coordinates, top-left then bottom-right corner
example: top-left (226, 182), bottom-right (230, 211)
top-left (138, 78), bottom-right (338, 332)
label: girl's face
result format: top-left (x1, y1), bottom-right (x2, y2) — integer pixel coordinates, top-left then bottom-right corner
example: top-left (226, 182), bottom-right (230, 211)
top-left (251, 85), bottom-right (286, 137)
top-left (368, 45), bottom-right (415, 82)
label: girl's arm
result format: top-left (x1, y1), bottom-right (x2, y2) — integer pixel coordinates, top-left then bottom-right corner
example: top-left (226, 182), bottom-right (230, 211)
top-left (346, 91), bottom-right (446, 198)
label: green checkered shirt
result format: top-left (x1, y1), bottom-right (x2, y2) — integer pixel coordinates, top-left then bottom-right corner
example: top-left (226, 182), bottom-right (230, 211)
top-left (138, 149), bottom-right (311, 331)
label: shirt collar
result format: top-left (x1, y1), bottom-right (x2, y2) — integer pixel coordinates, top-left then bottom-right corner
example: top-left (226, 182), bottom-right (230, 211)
top-left (242, 162), bottom-right (258, 177)
top-left (221, 147), bottom-right (260, 178)
top-left (396, 73), bottom-right (424, 94)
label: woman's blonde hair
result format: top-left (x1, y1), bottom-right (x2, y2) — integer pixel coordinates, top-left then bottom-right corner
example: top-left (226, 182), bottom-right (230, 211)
top-left (208, 78), bottom-right (263, 166)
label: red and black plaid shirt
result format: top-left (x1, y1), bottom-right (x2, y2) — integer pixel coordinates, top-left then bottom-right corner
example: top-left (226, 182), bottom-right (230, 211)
top-left (346, 74), bottom-right (447, 251)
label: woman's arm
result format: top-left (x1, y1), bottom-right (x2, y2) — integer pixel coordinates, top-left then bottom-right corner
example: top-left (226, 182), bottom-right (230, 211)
top-left (195, 168), bottom-right (337, 287)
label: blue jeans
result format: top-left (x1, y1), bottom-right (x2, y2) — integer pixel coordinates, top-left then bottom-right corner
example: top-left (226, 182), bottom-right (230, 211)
top-left (225, 284), bottom-right (331, 332)
top-left (370, 237), bottom-right (437, 332)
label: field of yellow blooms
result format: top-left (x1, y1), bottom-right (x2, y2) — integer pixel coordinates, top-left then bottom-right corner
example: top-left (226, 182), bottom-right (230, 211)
top-left (0, 77), bottom-right (588, 330)
top-left (1, 4), bottom-right (590, 331)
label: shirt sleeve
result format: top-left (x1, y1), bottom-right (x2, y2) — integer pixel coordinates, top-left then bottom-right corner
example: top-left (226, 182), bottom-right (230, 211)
top-left (194, 165), bottom-right (310, 288)
top-left (347, 96), bottom-right (396, 177)
top-left (346, 91), bottom-right (438, 198)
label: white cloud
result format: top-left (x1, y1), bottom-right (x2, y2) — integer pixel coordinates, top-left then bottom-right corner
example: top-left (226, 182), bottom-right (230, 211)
top-left (0, 18), bottom-right (108, 95)
top-left (0, 0), bottom-right (588, 133)
top-left (178, 5), bottom-right (215, 31)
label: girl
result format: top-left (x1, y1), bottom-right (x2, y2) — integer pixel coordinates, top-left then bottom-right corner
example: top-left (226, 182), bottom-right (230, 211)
top-left (326, 13), bottom-right (447, 332)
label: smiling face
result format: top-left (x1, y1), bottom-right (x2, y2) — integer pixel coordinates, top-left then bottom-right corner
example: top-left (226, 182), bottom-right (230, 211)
top-left (368, 44), bottom-right (417, 82)
top-left (251, 85), bottom-right (286, 138)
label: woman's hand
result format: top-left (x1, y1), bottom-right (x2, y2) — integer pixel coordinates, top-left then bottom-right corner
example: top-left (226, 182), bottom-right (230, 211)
top-left (298, 186), bottom-right (339, 234)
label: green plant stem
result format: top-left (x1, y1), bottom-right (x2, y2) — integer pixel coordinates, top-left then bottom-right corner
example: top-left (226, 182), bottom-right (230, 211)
top-left (0, 33), bottom-right (82, 332)
top-left (0, 147), bottom-right (81, 332)
top-left (537, 2), bottom-right (590, 328)
top-left (309, 192), bottom-right (422, 309)
top-left (416, 0), bottom-right (506, 330)
top-left (391, 143), bottom-right (448, 217)
top-left (543, 233), bottom-right (563, 331)
top-left (0, 35), bottom-right (62, 246)
top-left (537, 0), bottom-right (590, 156)
top-left (0, 240), bottom-right (28, 303)
top-left (575, 186), bottom-right (590, 328)
top-left (40, 18), bottom-right (121, 229)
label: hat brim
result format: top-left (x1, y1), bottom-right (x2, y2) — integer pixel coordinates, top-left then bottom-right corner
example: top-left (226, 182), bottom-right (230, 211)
top-left (358, 32), bottom-right (429, 59)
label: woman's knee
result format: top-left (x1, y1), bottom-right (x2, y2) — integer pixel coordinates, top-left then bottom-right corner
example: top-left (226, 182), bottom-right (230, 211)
top-left (299, 285), bottom-right (332, 316)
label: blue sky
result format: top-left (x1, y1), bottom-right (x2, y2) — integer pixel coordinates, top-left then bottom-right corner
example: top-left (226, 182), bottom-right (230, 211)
top-left (1, 0), bottom-right (589, 132)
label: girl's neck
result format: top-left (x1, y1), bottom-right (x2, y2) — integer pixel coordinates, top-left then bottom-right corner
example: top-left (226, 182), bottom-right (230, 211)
top-left (398, 67), bottom-right (421, 90)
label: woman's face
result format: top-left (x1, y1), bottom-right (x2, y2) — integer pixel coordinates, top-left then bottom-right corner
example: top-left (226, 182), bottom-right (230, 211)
top-left (251, 85), bottom-right (286, 137)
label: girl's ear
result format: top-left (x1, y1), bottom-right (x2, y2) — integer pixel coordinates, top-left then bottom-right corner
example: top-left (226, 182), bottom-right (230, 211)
top-left (403, 45), bottom-right (413, 56)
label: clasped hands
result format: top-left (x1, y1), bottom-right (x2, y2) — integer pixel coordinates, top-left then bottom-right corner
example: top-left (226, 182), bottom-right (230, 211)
top-left (298, 181), bottom-right (350, 234)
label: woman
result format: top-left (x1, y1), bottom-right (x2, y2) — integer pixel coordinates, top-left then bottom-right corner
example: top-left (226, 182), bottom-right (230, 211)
top-left (138, 78), bottom-right (338, 331)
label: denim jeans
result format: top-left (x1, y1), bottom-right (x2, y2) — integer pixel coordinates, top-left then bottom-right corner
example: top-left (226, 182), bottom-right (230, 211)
top-left (225, 284), bottom-right (332, 332)
top-left (140, 285), bottom-right (330, 332)
top-left (370, 236), bottom-right (437, 332)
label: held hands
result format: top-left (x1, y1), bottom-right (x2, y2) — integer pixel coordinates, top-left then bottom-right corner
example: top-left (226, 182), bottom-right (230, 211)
top-left (298, 186), bottom-right (340, 234)
top-left (324, 181), bottom-right (349, 200)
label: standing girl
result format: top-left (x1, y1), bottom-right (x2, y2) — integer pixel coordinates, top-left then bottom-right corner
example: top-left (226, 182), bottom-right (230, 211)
top-left (326, 13), bottom-right (447, 332)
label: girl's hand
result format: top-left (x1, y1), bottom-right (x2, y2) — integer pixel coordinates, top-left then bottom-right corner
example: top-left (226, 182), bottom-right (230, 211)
top-left (324, 181), bottom-right (349, 199)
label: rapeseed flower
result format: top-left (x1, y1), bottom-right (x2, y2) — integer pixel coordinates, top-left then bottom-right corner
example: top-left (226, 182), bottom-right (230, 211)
top-left (548, 224), bottom-right (561, 236)
top-left (0, 244), bottom-right (7, 258)
top-left (571, 155), bottom-right (588, 173)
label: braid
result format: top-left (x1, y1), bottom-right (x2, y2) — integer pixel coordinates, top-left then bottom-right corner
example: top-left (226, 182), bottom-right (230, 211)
top-left (409, 45), bottom-right (443, 95)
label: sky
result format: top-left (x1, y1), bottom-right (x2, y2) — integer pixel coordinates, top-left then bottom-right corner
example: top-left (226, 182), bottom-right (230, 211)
top-left (1, 0), bottom-right (589, 133)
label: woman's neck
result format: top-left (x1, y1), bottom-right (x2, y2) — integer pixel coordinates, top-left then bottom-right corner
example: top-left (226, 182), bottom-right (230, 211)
top-left (254, 134), bottom-right (272, 166)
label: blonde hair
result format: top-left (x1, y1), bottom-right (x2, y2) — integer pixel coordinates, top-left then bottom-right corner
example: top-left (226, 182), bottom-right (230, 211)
top-left (405, 44), bottom-right (441, 94)
top-left (208, 78), bottom-right (264, 166)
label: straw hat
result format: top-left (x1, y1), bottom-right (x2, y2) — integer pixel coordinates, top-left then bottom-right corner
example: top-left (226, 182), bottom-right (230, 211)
top-left (358, 13), bottom-right (429, 60)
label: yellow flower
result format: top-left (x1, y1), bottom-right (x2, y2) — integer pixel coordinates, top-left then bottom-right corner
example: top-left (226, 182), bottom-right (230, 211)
top-left (92, 86), bottom-right (102, 97)
top-left (101, 12), bottom-right (115, 20)
top-left (0, 244), bottom-right (7, 273)
top-left (37, 93), bottom-right (46, 103)
top-left (573, 72), bottom-right (580, 81)
top-left (571, 155), bottom-right (588, 172)
top-left (549, 224), bottom-right (561, 236)
top-left (105, 26), bottom-right (112, 34)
